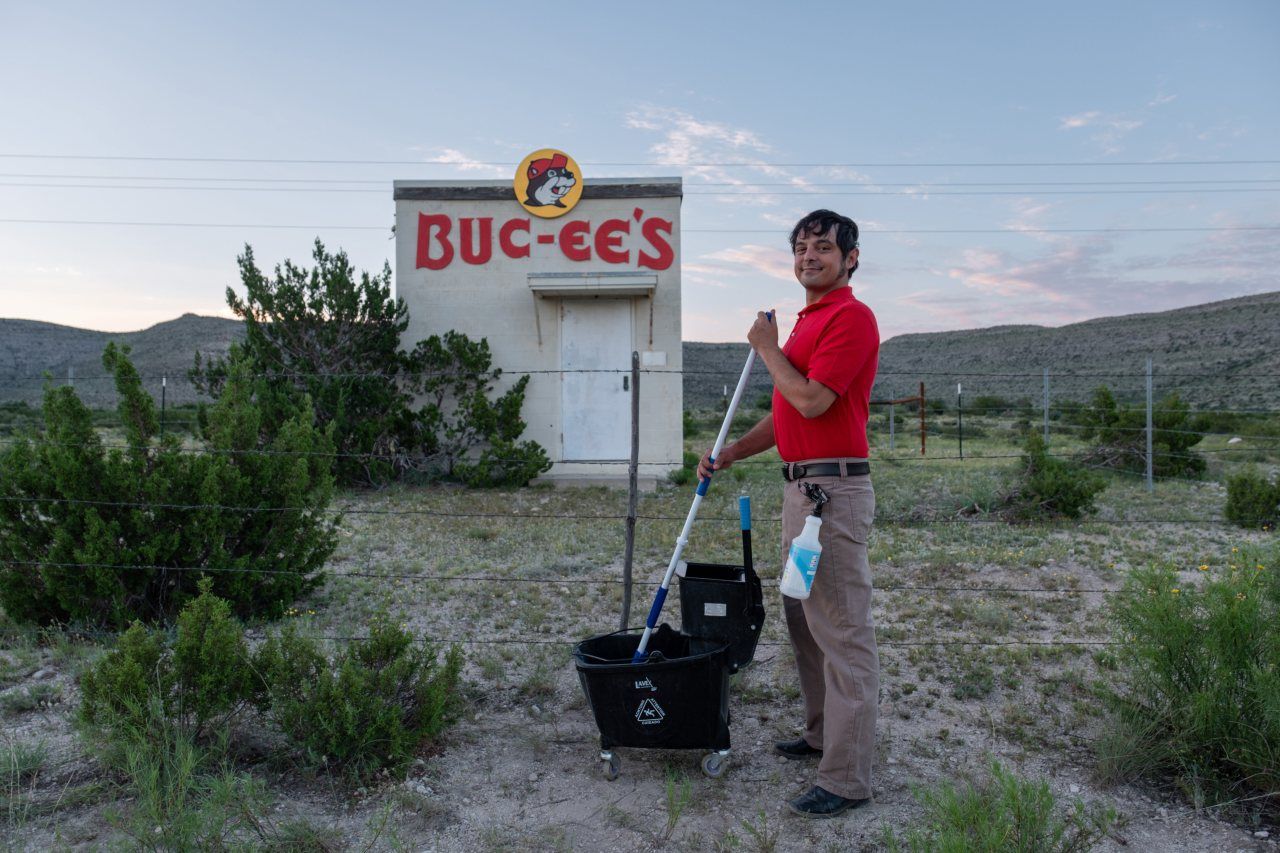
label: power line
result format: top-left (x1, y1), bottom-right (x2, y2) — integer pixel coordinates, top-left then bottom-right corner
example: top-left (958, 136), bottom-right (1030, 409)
top-left (3, 218), bottom-right (1279, 235)
top-left (6, 180), bottom-right (1280, 198)
top-left (5, 172), bottom-right (1280, 188)
top-left (1, 153), bottom-right (1278, 167)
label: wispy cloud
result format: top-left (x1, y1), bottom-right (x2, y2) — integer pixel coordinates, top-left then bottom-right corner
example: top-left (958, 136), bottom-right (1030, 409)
top-left (702, 244), bottom-right (794, 281)
top-left (407, 147), bottom-right (508, 177)
top-left (1058, 92), bottom-right (1176, 155)
top-left (624, 105), bottom-right (814, 206)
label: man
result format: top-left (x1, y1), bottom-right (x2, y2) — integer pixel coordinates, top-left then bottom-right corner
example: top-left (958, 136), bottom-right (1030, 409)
top-left (697, 209), bottom-right (879, 818)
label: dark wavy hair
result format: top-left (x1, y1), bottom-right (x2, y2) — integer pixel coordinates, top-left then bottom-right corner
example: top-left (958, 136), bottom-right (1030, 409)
top-left (789, 209), bottom-right (860, 275)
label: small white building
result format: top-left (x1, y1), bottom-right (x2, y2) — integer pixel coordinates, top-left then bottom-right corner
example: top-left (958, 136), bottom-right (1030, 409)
top-left (393, 176), bottom-right (683, 485)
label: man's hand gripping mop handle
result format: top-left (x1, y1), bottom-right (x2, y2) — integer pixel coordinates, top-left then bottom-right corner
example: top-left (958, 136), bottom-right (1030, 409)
top-left (630, 311), bottom-right (772, 663)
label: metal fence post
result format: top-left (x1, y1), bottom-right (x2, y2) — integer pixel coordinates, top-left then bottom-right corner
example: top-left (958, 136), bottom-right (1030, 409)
top-left (957, 383), bottom-right (963, 460)
top-left (1043, 368), bottom-right (1050, 445)
top-left (889, 403), bottom-right (895, 451)
top-left (1152, 356), bottom-right (1162, 491)
top-left (621, 352), bottom-right (640, 630)
top-left (919, 382), bottom-right (926, 456)
top-left (161, 376), bottom-right (167, 437)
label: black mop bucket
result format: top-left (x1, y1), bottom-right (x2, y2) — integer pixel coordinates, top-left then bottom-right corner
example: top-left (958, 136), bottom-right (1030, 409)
top-left (678, 495), bottom-right (765, 672)
top-left (573, 496), bottom-right (764, 780)
top-left (574, 623), bottom-right (730, 752)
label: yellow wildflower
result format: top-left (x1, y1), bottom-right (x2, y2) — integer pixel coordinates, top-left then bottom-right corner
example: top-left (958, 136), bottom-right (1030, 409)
top-left (1170, 588), bottom-right (1180, 595)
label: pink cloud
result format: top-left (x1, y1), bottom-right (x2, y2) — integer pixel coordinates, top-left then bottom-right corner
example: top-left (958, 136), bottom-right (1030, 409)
top-left (703, 244), bottom-right (794, 281)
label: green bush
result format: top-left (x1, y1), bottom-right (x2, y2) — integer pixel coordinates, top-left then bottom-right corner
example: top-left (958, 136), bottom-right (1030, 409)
top-left (883, 759), bottom-right (1116, 852)
top-left (79, 580), bottom-right (259, 740)
top-left (1075, 385), bottom-right (1205, 478)
top-left (98, 693), bottom-right (270, 850)
top-left (1004, 433), bottom-right (1107, 521)
top-left (255, 616), bottom-right (463, 781)
top-left (971, 395), bottom-right (1013, 415)
top-left (0, 401), bottom-right (40, 439)
top-left (192, 241), bottom-right (550, 488)
top-left (1101, 551), bottom-right (1280, 816)
top-left (0, 346), bottom-right (337, 627)
top-left (1224, 468), bottom-right (1280, 530)
top-left (667, 450), bottom-right (700, 487)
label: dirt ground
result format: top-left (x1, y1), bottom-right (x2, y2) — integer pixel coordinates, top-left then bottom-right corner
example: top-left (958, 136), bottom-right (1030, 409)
top-left (3, 557), bottom-right (1276, 851)
top-left (3, 440), bottom-right (1278, 851)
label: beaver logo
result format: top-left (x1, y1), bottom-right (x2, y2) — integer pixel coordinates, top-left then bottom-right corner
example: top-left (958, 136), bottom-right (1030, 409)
top-left (514, 149), bottom-right (583, 218)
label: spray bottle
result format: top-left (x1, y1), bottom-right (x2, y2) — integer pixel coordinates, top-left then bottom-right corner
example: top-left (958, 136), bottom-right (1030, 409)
top-left (779, 483), bottom-right (829, 599)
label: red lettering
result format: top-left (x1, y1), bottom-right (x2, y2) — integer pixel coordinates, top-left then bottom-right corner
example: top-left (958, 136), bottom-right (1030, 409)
top-left (559, 220), bottom-right (592, 262)
top-left (459, 217), bottom-right (493, 265)
top-left (499, 218), bottom-right (531, 258)
top-left (638, 217), bottom-right (674, 271)
top-left (415, 213), bottom-right (453, 270)
top-left (594, 219), bottom-right (631, 265)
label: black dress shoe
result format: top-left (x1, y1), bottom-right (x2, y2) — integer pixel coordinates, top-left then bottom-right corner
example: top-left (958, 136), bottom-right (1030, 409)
top-left (787, 785), bottom-right (871, 818)
top-left (773, 737), bottom-right (823, 759)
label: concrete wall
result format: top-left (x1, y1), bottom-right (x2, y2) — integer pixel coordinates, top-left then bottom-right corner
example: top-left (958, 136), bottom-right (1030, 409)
top-left (393, 178), bottom-right (683, 484)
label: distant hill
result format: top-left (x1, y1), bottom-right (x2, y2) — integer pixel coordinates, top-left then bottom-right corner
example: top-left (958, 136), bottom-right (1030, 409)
top-left (0, 314), bottom-right (244, 407)
top-left (3, 290), bottom-right (1278, 412)
top-left (683, 291), bottom-right (1280, 411)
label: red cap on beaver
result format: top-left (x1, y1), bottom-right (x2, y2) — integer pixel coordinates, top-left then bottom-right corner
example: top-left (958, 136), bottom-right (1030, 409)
top-left (527, 153), bottom-right (568, 181)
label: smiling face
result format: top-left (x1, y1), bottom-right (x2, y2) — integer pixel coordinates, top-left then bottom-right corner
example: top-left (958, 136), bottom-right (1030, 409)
top-left (792, 224), bottom-right (859, 300)
top-left (530, 167), bottom-right (577, 206)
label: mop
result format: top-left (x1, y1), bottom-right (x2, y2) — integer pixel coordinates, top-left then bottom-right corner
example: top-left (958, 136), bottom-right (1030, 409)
top-left (631, 312), bottom-right (770, 664)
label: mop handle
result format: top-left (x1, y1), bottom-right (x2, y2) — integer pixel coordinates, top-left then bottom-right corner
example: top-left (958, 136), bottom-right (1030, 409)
top-left (631, 312), bottom-right (771, 664)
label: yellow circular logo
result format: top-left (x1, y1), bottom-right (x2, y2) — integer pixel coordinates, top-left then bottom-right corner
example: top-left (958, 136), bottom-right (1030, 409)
top-left (514, 149), bottom-right (583, 218)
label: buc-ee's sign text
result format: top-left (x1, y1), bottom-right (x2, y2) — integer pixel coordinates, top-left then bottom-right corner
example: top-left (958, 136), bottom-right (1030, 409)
top-left (415, 207), bottom-right (674, 272)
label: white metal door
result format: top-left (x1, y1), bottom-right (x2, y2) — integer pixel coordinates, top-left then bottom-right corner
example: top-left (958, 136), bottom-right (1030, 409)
top-left (561, 300), bottom-right (632, 460)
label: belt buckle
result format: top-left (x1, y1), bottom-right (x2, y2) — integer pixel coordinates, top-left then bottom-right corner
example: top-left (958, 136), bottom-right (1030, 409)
top-left (792, 463), bottom-right (807, 480)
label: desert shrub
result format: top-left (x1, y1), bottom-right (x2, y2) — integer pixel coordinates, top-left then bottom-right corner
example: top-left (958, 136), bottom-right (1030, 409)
top-left (255, 617), bottom-right (463, 781)
top-left (97, 693), bottom-right (271, 850)
top-left (883, 759), bottom-right (1116, 852)
top-left (79, 580), bottom-right (260, 741)
top-left (415, 333), bottom-right (550, 487)
top-left (667, 450), bottom-right (701, 487)
top-left (1075, 385), bottom-right (1205, 478)
top-left (1003, 433), bottom-right (1107, 520)
top-left (0, 345), bottom-right (337, 627)
top-left (971, 394), bottom-right (1013, 415)
top-left (192, 241), bottom-right (549, 487)
top-left (932, 419), bottom-right (987, 439)
top-left (1224, 468), bottom-right (1280, 530)
top-left (1100, 551), bottom-right (1280, 817)
top-left (0, 402), bottom-right (40, 439)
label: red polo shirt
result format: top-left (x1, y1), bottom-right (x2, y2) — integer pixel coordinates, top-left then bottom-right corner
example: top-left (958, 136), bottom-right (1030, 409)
top-left (772, 287), bottom-right (880, 461)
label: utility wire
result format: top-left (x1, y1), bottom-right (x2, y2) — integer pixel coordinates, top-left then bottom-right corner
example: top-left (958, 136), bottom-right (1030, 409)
top-left (1, 153), bottom-right (1278, 167)
top-left (5, 172), bottom-right (1280, 188)
top-left (2, 218), bottom-right (1278, 236)
top-left (6, 181), bottom-right (1280, 197)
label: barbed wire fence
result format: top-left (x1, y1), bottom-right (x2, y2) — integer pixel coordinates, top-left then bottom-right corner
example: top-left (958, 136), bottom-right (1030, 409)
top-left (0, 357), bottom-right (1275, 654)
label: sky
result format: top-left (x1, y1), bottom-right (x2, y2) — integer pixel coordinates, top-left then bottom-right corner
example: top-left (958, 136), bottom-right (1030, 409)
top-left (0, 0), bottom-right (1277, 343)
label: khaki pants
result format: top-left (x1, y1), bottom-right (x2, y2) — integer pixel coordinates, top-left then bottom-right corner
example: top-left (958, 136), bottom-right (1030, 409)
top-left (781, 466), bottom-right (877, 800)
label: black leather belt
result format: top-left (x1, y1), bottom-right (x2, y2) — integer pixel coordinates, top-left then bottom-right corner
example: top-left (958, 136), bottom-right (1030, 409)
top-left (782, 460), bottom-right (870, 481)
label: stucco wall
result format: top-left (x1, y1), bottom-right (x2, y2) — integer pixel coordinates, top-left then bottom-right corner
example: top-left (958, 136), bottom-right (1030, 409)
top-left (393, 178), bottom-right (683, 482)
